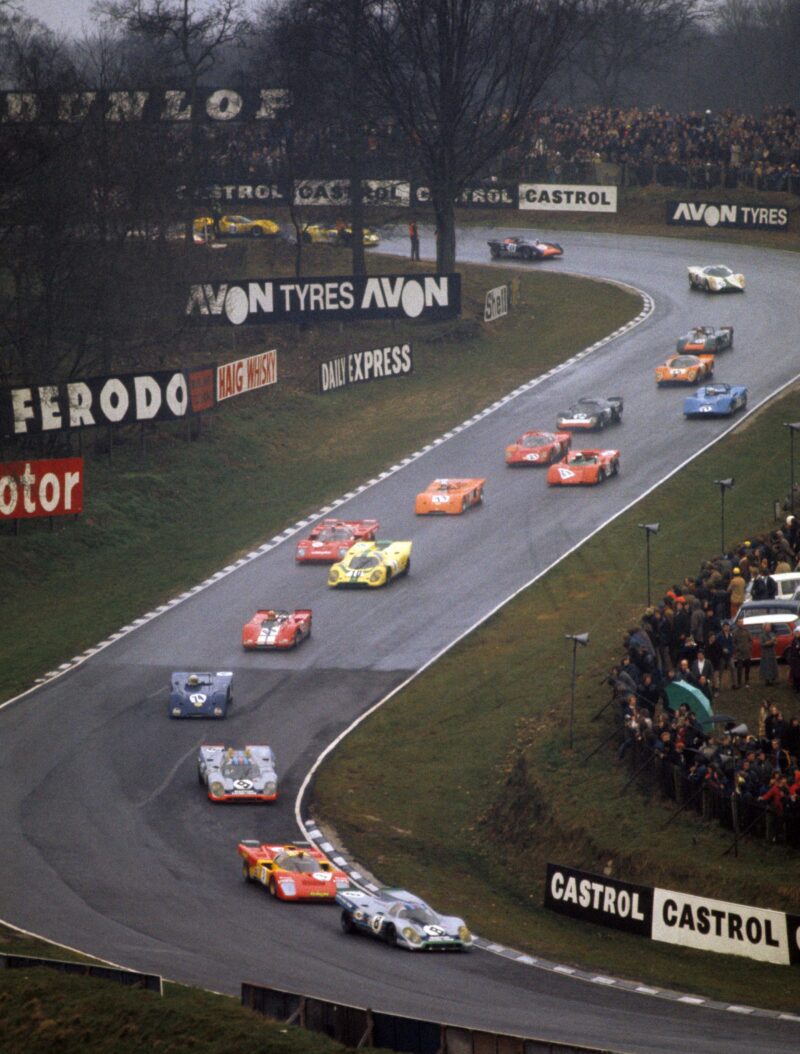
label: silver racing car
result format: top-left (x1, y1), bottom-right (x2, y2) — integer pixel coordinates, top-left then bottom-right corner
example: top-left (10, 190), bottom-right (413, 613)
top-left (336, 887), bottom-right (472, 950)
top-left (197, 744), bottom-right (278, 802)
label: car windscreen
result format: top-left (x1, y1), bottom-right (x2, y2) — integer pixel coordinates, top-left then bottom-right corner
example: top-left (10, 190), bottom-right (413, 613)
top-left (221, 760), bottom-right (260, 779)
top-left (275, 854), bottom-right (322, 873)
top-left (349, 555), bottom-right (379, 570)
top-left (317, 527), bottom-right (351, 541)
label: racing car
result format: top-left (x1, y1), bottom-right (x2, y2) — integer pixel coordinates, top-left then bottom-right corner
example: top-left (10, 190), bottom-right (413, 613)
top-left (295, 518), bottom-right (379, 563)
top-left (556, 397), bottom-right (623, 431)
top-left (683, 383), bottom-right (748, 417)
top-left (415, 478), bottom-right (485, 514)
top-left (676, 325), bottom-right (734, 354)
top-left (337, 887), bottom-right (473, 951)
top-left (688, 265), bottom-right (745, 293)
top-left (328, 540), bottom-right (412, 588)
top-left (197, 745), bottom-right (278, 802)
top-left (169, 671), bottom-right (232, 718)
top-left (505, 430), bottom-right (571, 466)
top-left (487, 236), bottom-right (563, 261)
top-left (242, 609), bottom-right (312, 650)
top-left (655, 353), bottom-right (714, 385)
top-left (547, 449), bottom-right (620, 486)
top-left (301, 224), bottom-right (380, 246)
top-left (239, 840), bottom-right (349, 900)
top-left (194, 215), bottom-right (280, 238)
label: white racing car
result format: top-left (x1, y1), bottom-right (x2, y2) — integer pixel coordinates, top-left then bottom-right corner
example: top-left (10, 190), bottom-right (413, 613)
top-left (337, 887), bottom-right (472, 950)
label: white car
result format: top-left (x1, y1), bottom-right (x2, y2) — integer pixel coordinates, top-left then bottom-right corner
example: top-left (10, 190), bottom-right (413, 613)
top-left (744, 572), bottom-right (800, 601)
top-left (688, 265), bottom-right (745, 293)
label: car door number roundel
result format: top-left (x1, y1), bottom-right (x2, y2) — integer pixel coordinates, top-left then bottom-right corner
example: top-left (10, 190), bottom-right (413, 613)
top-left (558, 467), bottom-right (576, 479)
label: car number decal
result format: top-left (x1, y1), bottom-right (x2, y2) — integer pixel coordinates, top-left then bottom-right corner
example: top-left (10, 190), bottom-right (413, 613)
top-left (371, 914), bottom-right (384, 933)
top-left (190, 693), bottom-right (207, 706)
top-left (431, 495), bottom-right (450, 504)
top-left (233, 779), bottom-right (253, 791)
top-left (525, 452), bottom-right (539, 461)
top-left (558, 468), bottom-right (576, 479)
top-left (424, 924), bottom-right (446, 937)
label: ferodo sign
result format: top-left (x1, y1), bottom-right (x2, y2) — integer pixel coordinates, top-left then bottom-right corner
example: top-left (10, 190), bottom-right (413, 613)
top-left (545, 864), bottom-right (652, 937)
top-left (217, 350), bottom-right (277, 401)
top-left (666, 200), bottom-right (789, 230)
top-left (186, 274), bottom-right (461, 325)
top-left (320, 343), bottom-right (413, 393)
top-left (1, 370), bottom-right (190, 436)
top-left (519, 184), bottom-right (618, 212)
top-left (652, 889), bottom-right (791, 966)
top-left (0, 458), bottom-right (83, 520)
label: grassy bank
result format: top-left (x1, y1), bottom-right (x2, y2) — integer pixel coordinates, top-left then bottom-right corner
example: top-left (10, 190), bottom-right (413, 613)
top-left (313, 389), bottom-right (800, 1011)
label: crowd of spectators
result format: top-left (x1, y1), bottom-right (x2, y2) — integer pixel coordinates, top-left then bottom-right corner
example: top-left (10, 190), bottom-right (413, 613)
top-left (609, 516), bottom-right (800, 846)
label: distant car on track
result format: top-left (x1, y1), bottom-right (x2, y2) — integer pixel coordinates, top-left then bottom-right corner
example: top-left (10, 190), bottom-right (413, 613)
top-left (169, 671), bottom-right (232, 719)
top-left (194, 215), bottom-right (279, 238)
top-left (337, 887), bottom-right (472, 951)
top-left (302, 224), bottom-right (380, 246)
top-left (415, 478), bottom-right (485, 514)
top-left (655, 353), bottom-right (714, 386)
top-left (487, 235), bottom-right (563, 261)
top-left (328, 540), bottom-right (411, 588)
top-left (683, 383), bottom-right (747, 417)
top-left (239, 841), bottom-right (350, 900)
top-left (556, 397), bottom-right (623, 431)
top-left (676, 325), bottom-right (734, 354)
top-left (688, 265), bottom-right (744, 293)
top-left (242, 609), bottom-right (312, 649)
top-left (505, 430), bottom-right (571, 466)
top-left (198, 745), bottom-right (278, 802)
top-left (295, 518), bottom-right (379, 563)
top-left (547, 449), bottom-right (620, 486)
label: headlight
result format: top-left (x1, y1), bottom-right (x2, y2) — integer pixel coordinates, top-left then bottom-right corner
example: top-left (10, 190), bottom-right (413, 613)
top-left (297, 548), bottom-right (306, 557)
top-left (279, 880), bottom-right (296, 896)
top-left (171, 707), bottom-right (181, 716)
top-left (265, 782), bottom-right (277, 796)
top-left (369, 570), bottom-right (382, 583)
top-left (213, 706), bottom-right (223, 715)
top-left (458, 925), bottom-right (472, 942)
top-left (338, 548), bottom-right (348, 558)
top-left (210, 781), bottom-right (225, 797)
top-left (403, 928), bottom-right (422, 944)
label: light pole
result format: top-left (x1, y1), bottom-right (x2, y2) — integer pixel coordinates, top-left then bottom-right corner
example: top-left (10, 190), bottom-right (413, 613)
top-left (712, 478), bottom-right (734, 555)
top-left (784, 422), bottom-right (800, 514)
top-left (637, 523), bottom-right (659, 607)
top-left (565, 632), bottom-right (590, 750)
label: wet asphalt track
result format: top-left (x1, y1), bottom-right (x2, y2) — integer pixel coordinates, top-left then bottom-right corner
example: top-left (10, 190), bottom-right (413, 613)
top-left (2, 228), bottom-right (800, 1052)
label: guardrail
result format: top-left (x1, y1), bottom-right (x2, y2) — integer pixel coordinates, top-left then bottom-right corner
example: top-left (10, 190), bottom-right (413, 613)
top-left (0, 953), bottom-right (163, 994)
top-left (241, 982), bottom-right (616, 1053)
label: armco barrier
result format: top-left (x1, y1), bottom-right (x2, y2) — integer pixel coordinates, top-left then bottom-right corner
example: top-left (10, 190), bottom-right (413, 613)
top-left (241, 982), bottom-right (615, 1053)
top-left (0, 954), bottom-right (163, 993)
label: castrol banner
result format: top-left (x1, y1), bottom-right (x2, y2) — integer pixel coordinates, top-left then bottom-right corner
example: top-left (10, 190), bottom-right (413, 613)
top-left (0, 458), bottom-right (84, 520)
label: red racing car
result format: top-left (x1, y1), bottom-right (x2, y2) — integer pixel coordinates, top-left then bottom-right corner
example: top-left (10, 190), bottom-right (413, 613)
top-left (242, 609), bottom-right (312, 650)
top-left (547, 449), bottom-right (620, 486)
top-left (238, 841), bottom-right (350, 900)
top-left (505, 429), bottom-right (571, 466)
top-left (295, 518), bottom-right (379, 563)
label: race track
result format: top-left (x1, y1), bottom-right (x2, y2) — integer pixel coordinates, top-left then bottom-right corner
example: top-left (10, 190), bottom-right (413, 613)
top-left (2, 229), bottom-right (800, 1052)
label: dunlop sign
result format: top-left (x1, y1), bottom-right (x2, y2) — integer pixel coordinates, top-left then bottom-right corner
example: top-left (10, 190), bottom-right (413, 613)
top-left (320, 343), bottom-right (413, 394)
top-left (186, 274), bottom-right (461, 325)
top-left (484, 285), bottom-right (509, 322)
top-left (519, 184), bottom-right (617, 212)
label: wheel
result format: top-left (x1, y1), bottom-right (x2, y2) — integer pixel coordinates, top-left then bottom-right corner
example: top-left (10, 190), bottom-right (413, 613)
top-left (597, 417), bottom-right (605, 430)
top-left (268, 877), bottom-right (278, 898)
top-left (612, 459), bottom-right (619, 475)
top-left (242, 862), bottom-right (252, 882)
top-left (521, 248), bottom-right (532, 260)
top-left (461, 497), bottom-right (467, 512)
top-left (403, 558), bottom-right (411, 576)
top-left (250, 228), bottom-right (263, 238)
top-left (598, 467), bottom-right (607, 484)
top-left (294, 632), bottom-right (302, 648)
top-left (688, 370), bottom-right (697, 383)
top-left (384, 924), bottom-right (398, 947)
top-left (198, 767), bottom-right (205, 785)
top-left (341, 911), bottom-right (356, 935)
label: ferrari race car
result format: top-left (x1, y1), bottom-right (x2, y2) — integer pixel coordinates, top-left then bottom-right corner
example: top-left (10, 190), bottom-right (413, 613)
top-left (197, 745), bottom-right (278, 802)
top-left (547, 449), bottom-right (620, 486)
top-left (328, 540), bottom-right (412, 588)
top-left (194, 215), bottom-right (280, 238)
top-left (556, 397), bottom-right (623, 431)
top-left (676, 325), bottom-right (734, 354)
top-left (302, 224), bottom-right (380, 246)
top-left (487, 236), bottom-right (563, 261)
top-left (655, 353), bottom-right (714, 385)
top-left (337, 887), bottom-right (473, 951)
top-left (242, 609), bottom-right (312, 650)
top-left (295, 518), bottom-right (379, 563)
top-left (505, 430), bottom-right (571, 466)
top-left (415, 478), bottom-right (485, 514)
top-left (683, 383), bottom-right (748, 417)
top-left (169, 671), bottom-right (232, 719)
top-left (239, 841), bottom-right (349, 900)
top-left (688, 265), bottom-right (745, 293)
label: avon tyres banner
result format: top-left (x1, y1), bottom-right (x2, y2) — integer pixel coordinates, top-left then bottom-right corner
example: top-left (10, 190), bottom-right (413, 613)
top-left (545, 863), bottom-right (653, 937)
top-left (0, 458), bottom-right (83, 520)
top-left (666, 200), bottom-right (789, 230)
top-left (2, 370), bottom-right (191, 436)
top-left (319, 343), bottom-right (413, 393)
top-left (217, 350), bottom-right (277, 401)
top-left (186, 274), bottom-right (461, 326)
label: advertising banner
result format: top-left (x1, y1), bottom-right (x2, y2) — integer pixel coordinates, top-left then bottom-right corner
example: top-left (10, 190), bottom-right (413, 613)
top-left (0, 457), bottom-right (84, 520)
top-left (666, 200), bottom-right (789, 230)
top-left (186, 274), bottom-right (461, 326)
top-left (1, 370), bottom-right (191, 436)
top-left (181, 182), bottom-right (289, 205)
top-left (519, 184), bottom-right (618, 212)
top-left (411, 181), bottom-right (519, 209)
top-left (544, 863), bottom-right (653, 937)
top-left (293, 179), bottom-right (410, 207)
top-left (186, 366), bottom-right (217, 413)
top-left (484, 285), bottom-right (509, 322)
top-left (319, 343), bottom-right (413, 394)
top-left (217, 350), bottom-right (277, 401)
top-left (652, 888), bottom-right (792, 966)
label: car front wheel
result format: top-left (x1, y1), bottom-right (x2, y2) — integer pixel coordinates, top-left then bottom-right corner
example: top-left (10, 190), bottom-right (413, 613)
top-left (341, 911), bottom-right (356, 934)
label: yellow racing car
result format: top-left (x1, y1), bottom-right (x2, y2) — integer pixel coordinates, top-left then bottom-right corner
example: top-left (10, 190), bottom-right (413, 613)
top-left (328, 540), bottom-right (411, 588)
top-left (302, 224), bottom-right (380, 247)
top-left (194, 214), bottom-right (280, 238)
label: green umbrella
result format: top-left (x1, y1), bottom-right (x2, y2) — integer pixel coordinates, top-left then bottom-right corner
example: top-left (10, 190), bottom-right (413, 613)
top-left (664, 680), bottom-right (714, 722)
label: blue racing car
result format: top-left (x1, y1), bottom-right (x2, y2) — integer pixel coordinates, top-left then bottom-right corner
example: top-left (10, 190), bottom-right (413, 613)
top-left (683, 383), bottom-right (748, 418)
top-left (169, 671), bottom-right (233, 718)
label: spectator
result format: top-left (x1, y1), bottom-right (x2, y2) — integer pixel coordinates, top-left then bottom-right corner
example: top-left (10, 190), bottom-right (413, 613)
top-left (732, 621), bottom-right (753, 689)
top-left (727, 567), bottom-right (746, 616)
top-left (788, 629), bottom-right (800, 691)
top-left (760, 623), bottom-right (779, 686)
top-left (717, 622), bottom-right (735, 689)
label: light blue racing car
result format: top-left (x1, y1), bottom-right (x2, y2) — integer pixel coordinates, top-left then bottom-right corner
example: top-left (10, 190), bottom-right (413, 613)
top-left (683, 383), bottom-right (748, 418)
top-left (336, 887), bottom-right (472, 951)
